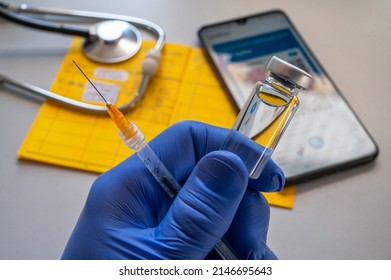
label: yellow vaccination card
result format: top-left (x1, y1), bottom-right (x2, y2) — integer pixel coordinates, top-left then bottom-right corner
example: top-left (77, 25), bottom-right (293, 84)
top-left (18, 39), bottom-right (296, 209)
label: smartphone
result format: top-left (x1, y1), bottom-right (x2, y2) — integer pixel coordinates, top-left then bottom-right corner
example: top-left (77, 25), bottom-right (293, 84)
top-left (198, 10), bottom-right (378, 183)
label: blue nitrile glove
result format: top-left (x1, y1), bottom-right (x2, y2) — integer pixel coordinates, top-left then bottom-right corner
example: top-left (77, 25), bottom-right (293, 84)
top-left (62, 120), bottom-right (285, 260)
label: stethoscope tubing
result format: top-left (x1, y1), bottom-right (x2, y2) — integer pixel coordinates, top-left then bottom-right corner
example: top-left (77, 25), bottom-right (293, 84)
top-left (0, 70), bottom-right (150, 114)
top-left (2, 3), bottom-right (166, 51)
top-left (0, 2), bottom-right (166, 113)
top-left (0, 3), bottom-right (90, 37)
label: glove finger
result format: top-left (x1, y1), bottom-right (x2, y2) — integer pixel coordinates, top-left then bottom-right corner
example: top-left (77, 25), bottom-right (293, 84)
top-left (149, 121), bottom-right (285, 192)
top-left (154, 151), bottom-right (248, 259)
top-left (249, 159), bottom-right (285, 192)
top-left (225, 190), bottom-right (275, 259)
top-left (148, 121), bottom-right (228, 184)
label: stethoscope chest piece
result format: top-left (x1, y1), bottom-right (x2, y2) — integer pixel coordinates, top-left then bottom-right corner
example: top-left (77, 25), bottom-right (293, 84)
top-left (83, 20), bottom-right (142, 64)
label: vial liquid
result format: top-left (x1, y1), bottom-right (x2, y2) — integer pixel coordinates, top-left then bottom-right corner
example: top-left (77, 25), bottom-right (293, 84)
top-left (221, 56), bottom-right (312, 179)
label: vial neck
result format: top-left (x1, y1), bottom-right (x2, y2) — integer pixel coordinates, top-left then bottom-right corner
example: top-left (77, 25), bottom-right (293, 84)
top-left (266, 73), bottom-right (300, 96)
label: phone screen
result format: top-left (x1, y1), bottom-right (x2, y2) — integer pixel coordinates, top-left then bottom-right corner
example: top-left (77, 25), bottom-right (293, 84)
top-left (198, 11), bottom-right (378, 183)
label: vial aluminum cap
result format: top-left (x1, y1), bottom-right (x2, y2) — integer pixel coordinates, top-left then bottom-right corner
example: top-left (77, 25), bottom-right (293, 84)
top-left (267, 56), bottom-right (312, 89)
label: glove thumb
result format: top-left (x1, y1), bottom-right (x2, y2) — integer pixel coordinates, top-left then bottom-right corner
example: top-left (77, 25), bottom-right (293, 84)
top-left (154, 151), bottom-right (248, 259)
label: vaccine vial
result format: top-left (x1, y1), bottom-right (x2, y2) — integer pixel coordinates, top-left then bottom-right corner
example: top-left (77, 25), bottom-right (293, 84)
top-left (221, 56), bottom-right (312, 179)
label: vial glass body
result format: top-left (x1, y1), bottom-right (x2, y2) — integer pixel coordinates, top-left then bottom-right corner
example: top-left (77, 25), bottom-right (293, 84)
top-left (222, 74), bottom-right (301, 179)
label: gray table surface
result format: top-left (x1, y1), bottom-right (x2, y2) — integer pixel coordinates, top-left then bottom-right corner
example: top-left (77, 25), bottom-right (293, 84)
top-left (1, 0), bottom-right (390, 259)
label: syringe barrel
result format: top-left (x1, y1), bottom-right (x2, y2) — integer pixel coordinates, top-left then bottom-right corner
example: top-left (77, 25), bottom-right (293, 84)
top-left (136, 144), bottom-right (181, 199)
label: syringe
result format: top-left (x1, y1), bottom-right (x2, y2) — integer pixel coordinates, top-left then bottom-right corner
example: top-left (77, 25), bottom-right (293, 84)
top-left (73, 60), bottom-right (238, 259)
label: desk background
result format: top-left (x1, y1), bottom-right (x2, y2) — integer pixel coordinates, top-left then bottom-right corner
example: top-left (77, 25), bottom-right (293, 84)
top-left (1, 0), bottom-right (390, 259)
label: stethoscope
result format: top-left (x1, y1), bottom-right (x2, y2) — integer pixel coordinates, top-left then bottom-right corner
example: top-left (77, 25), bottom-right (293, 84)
top-left (0, 2), bottom-right (166, 113)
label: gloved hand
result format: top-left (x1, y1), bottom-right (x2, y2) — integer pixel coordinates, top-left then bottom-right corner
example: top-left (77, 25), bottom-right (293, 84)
top-left (62, 120), bottom-right (285, 260)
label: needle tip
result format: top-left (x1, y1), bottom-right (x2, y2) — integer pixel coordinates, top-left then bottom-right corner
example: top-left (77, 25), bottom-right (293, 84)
top-left (72, 59), bottom-right (108, 104)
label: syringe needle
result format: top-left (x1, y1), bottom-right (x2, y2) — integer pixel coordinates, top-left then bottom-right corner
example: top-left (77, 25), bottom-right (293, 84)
top-left (72, 60), bottom-right (108, 104)
top-left (72, 60), bottom-right (130, 135)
